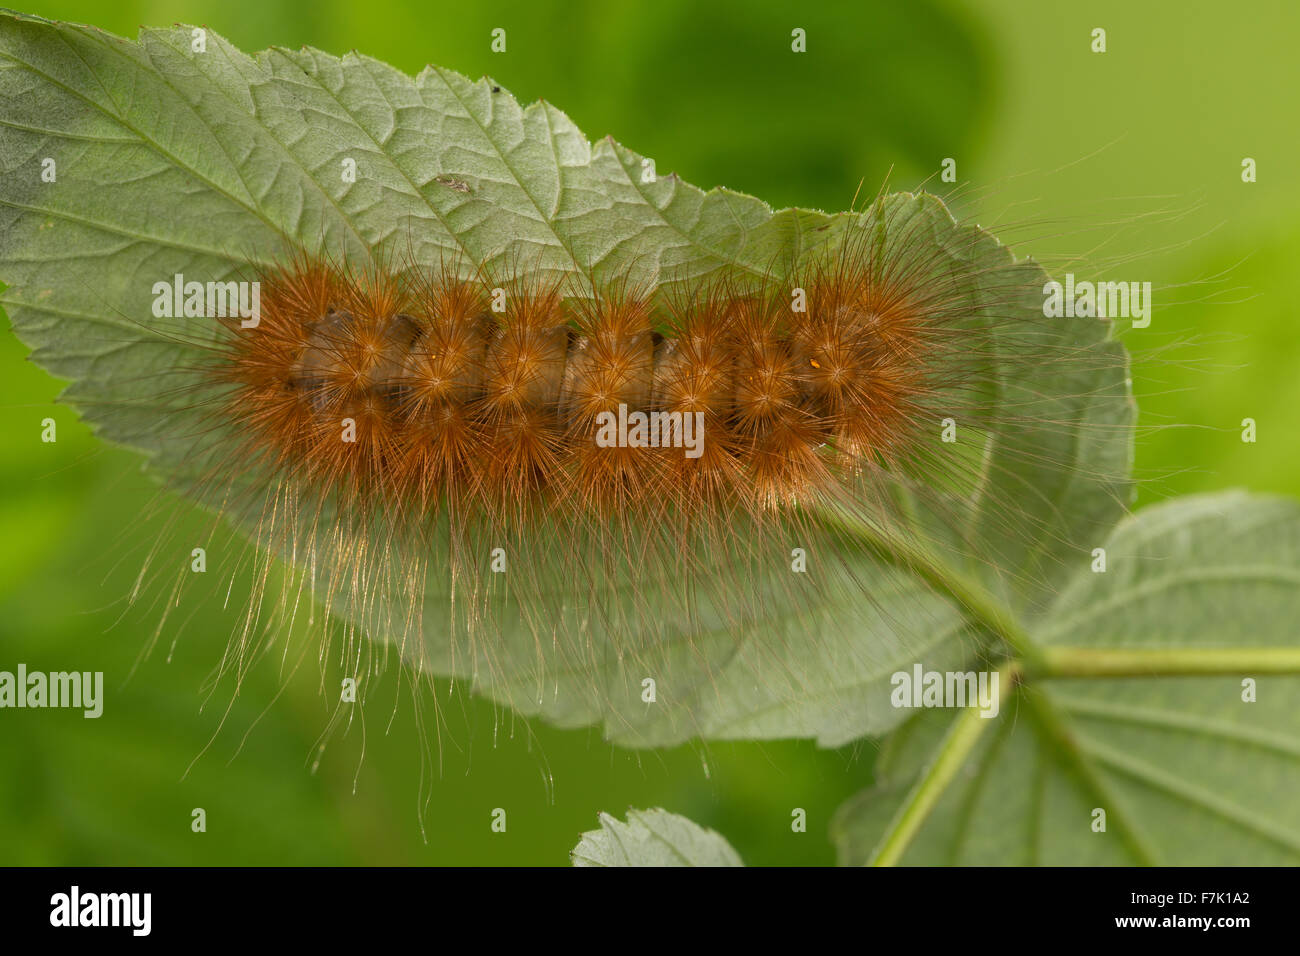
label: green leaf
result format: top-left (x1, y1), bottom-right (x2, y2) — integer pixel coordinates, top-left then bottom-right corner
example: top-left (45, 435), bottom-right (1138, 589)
top-left (571, 809), bottom-right (743, 866)
top-left (832, 491), bottom-right (1300, 865)
top-left (0, 13), bottom-right (1131, 747)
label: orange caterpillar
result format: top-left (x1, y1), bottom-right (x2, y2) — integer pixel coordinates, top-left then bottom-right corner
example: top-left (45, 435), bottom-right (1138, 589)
top-left (131, 201), bottom-right (1129, 746)
top-left (218, 243), bottom-right (939, 522)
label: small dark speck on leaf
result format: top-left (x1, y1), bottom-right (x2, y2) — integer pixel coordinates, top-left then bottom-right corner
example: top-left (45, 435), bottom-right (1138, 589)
top-left (492, 86), bottom-right (501, 93)
top-left (434, 175), bottom-right (472, 194)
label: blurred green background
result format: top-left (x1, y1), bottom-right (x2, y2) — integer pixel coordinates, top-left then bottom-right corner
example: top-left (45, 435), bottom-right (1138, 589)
top-left (2, 0), bottom-right (1297, 865)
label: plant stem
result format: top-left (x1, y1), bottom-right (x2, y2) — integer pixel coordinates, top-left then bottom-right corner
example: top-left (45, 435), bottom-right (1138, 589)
top-left (1030, 646), bottom-right (1300, 678)
top-left (868, 661), bottom-right (1019, 866)
top-left (825, 509), bottom-right (1300, 866)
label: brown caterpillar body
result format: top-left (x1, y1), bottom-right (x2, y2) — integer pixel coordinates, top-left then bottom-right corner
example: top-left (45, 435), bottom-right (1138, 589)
top-left (219, 240), bottom-right (947, 525)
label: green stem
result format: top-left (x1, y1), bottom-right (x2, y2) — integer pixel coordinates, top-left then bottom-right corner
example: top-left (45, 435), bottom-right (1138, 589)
top-left (1031, 646), bottom-right (1300, 678)
top-left (824, 509), bottom-right (1300, 866)
top-left (868, 662), bottom-right (1019, 866)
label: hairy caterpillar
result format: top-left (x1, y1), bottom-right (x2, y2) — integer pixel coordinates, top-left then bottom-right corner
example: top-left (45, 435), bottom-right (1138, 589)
top-left (0, 14), bottom-right (1133, 754)
top-left (101, 194), bottom-right (1132, 751)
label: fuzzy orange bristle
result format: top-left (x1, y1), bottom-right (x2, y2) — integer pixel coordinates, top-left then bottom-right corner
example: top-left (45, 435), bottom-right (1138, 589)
top-left (215, 240), bottom-right (961, 533)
